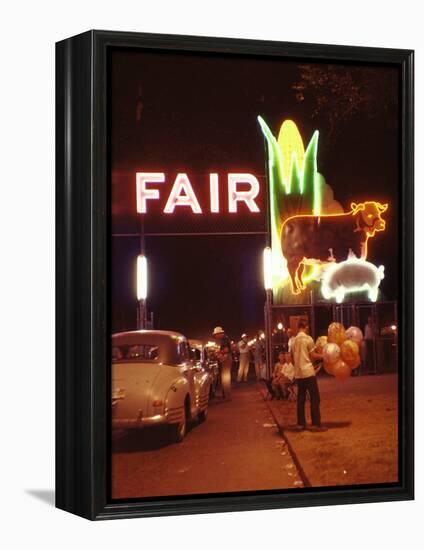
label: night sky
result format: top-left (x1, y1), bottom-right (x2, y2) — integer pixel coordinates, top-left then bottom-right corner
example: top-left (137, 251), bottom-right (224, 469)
top-left (110, 48), bottom-right (400, 340)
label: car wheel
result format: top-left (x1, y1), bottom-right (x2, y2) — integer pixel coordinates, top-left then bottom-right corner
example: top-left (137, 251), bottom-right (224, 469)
top-left (170, 408), bottom-right (186, 443)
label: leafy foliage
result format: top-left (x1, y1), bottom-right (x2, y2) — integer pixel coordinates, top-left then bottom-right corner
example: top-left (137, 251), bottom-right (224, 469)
top-left (292, 64), bottom-right (398, 138)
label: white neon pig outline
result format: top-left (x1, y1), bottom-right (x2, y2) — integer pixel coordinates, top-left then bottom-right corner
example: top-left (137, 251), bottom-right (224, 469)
top-left (321, 256), bottom-right (385, 303)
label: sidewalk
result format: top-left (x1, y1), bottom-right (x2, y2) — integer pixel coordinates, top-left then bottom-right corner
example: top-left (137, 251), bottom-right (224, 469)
top-left (259, 374), bottom-right (398, 487)
top-left (112, 383), bottom-right (304, 498)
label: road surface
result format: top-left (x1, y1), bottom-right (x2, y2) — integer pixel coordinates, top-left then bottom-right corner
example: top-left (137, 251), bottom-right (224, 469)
top-left (112, 383), bottom-right (303, 499)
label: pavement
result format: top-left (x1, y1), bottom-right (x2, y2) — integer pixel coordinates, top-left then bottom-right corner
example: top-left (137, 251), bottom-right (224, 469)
top-left (112, 382), bottom-right (303, 499)
top-left (260, 373), bottom-right (398, 487)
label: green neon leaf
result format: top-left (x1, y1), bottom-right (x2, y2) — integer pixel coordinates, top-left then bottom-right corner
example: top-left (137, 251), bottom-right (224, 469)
top-left (258, 116), bottom-right (324, 301)
top-left (301, 130), bottom-right (319, 215)
top-left (289, 152), bottom-right (301, 195)
top-left (257, 116), bottom-right (285, 236)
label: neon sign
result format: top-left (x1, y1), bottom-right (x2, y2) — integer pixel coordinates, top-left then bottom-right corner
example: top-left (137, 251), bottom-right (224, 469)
top-left (131, 118), bottom-right (388, 304)
top-left (321, 256), bottom-right (385, 303)
top-left (258, 117), bottom-right (388, 301)
top-left (281, 201), bottom-right (388, 294)
top-left (136, 173), bottom-right (261, 214)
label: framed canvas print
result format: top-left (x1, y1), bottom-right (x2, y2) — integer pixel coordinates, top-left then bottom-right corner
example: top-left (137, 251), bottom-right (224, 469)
top-left (56, 30), bottom-right (414, 520)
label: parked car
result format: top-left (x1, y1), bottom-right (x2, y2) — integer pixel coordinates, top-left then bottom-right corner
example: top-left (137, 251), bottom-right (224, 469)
top-left (112, 330), bottom-right (211, 442)
top-left (188, 339), bottom-right (219, 397)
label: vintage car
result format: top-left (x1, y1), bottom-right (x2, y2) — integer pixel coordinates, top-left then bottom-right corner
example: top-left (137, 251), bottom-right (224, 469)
top-left (188, 339), bottom-right (220, 397)
top-left (112, 330), bottom-right (211, 442)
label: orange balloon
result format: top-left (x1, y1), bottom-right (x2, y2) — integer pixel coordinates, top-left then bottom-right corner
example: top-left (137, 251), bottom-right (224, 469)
top-left (324, 361), bottom-right (336, 375)
top-left (328, 322), bottom-right (346, 347)
top-left (340, 339), bottom-right (360, 368)
top-left (333, 359), bottom-right (351, 381)
top-left (315, 335), bottom-right (328, 354)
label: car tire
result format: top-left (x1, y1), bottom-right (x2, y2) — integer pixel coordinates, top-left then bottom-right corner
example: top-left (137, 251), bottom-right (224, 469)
top-left (170, 408), bottom-right (186, 443)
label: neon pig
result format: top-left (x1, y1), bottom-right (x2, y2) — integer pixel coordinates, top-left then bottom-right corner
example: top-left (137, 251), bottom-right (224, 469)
top-left (321, 256), bottom-right (385, 303)
top-left (136, 173), bottom-right (261, 214)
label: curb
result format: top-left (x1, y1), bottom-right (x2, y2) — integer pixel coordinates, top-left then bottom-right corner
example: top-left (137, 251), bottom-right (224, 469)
top-left (258, 386), bottom-right (312, 488)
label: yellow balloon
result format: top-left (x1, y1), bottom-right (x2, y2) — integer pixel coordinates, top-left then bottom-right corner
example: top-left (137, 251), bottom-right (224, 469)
top-left (340, 339), bottom-right (360, 368)
top-left (323, 342), bottom-right (340, 365)
top-left (315, 335), bottom-right (328, 354)
top-left (333, 359), bottom-right (352, 381)
top-left (328, 322), bottom-right (346, 347)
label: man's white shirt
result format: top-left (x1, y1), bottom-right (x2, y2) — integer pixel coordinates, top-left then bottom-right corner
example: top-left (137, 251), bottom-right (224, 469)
top-left (292, 331), bottom-right (315, 379)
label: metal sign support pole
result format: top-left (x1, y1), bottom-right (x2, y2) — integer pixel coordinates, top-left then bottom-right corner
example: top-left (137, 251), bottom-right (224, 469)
top-left (265, 289), bottom-right (273, 380)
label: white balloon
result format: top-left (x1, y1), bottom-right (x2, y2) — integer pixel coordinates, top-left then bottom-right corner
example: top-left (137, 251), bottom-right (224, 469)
top-left (345, 326), bottom-right (363, 344)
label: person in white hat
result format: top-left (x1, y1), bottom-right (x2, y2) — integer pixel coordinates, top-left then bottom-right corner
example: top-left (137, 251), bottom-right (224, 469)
top-left (237, 333), bottom-right (250, 383)
top-left (212, 326), bottom-right (232, 400)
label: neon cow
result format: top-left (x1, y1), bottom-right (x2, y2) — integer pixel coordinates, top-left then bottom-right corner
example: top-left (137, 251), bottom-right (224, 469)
top-left (280, 201), bottom-right (388, 294)
top-left (321, 256), bottom-right (385, 303)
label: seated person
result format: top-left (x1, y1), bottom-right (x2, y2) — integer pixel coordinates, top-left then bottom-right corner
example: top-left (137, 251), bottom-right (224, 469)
top-left (281, 352), bottom-right (295, 397)
top-left (272, 352), bottom-right (295, 399)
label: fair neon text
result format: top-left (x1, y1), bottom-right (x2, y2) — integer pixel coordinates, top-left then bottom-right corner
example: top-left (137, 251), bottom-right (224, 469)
top-left (136, 173), bottom-right (261, 214)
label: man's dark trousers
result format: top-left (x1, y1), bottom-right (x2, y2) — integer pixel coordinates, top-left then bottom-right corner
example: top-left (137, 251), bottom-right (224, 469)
top-left (296, 376), bottom-right (321, 427)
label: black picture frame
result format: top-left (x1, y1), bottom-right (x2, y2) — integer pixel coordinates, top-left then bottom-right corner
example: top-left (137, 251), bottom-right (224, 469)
top-left (56, 30), bottom-right (414, 520)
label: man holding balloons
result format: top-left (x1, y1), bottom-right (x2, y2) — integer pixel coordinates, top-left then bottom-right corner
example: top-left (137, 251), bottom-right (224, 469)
top-left (291, 320), bottom-right (327, 432)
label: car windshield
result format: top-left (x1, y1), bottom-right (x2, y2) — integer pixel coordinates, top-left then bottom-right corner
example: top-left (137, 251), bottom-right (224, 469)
top-left (112, 344), bottom-right (159, 362)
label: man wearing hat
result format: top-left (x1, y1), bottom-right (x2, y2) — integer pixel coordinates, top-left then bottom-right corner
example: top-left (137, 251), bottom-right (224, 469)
top-left (237, 333), bottom-right (250, 383)
top-left (213, 326), bottom-right (232, 400)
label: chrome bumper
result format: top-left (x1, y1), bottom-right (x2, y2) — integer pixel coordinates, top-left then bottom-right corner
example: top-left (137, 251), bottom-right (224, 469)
top-left (112, 405), bottom-right (185, 429)
top-left (112, 413), bottom-right (167, 429)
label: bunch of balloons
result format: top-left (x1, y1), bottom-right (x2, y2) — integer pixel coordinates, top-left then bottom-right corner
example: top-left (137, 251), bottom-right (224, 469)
top-left (317, 323), bottom-right (363, 381)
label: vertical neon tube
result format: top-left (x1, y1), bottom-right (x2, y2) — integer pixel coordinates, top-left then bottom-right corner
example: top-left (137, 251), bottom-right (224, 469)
top-left (263, 247), bottom-right (272, 290)
top-left (210, 173), bottom-right (219, 213)
top-left (137, 255), bottom-right (148, 301)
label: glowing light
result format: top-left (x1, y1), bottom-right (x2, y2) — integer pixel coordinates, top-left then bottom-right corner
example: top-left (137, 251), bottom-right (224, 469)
top-left (164, 173), bottom-right (202, 213)
top-left (136, 172), bottom-right (262, 213)
top-left (259, 117), bottom-right (389, 300)
top-left (321, 257), bottom-right (385, 303)
top-left (136, 255), bottom-right (148, 301)
top-left (210, 173), bottom-right (219, 213)
top-left (136, 172), bottom-right (165, 213)
top-left (281, 201), bottom-right (388, 295)
top-left (228, 174), bottom-right (260, 213)
top-left (263, 247), bottom-right (273, 291)
top-left (391, 325), bottom-right (397, 331)
top-left (278, 120), bottom-right (305, 188)
top-left (257, 117), bottom-right (322, 296)
top-left (277, 322), bottom-right (283, 330)
top-left (351, 201), bottom-right (388, 243)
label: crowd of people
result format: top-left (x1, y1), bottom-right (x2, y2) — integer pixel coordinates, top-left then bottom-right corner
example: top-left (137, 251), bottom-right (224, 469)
top-left (209, 314), bottom-right (391, 433)
top-left (211, 321), bottom-right (327, 432)
top-left (210, 327), bottom-right (267, 394)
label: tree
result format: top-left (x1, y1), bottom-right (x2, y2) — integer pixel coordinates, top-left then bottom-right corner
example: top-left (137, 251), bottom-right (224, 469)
top-left (292, 64), bottom-right (398, 139)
